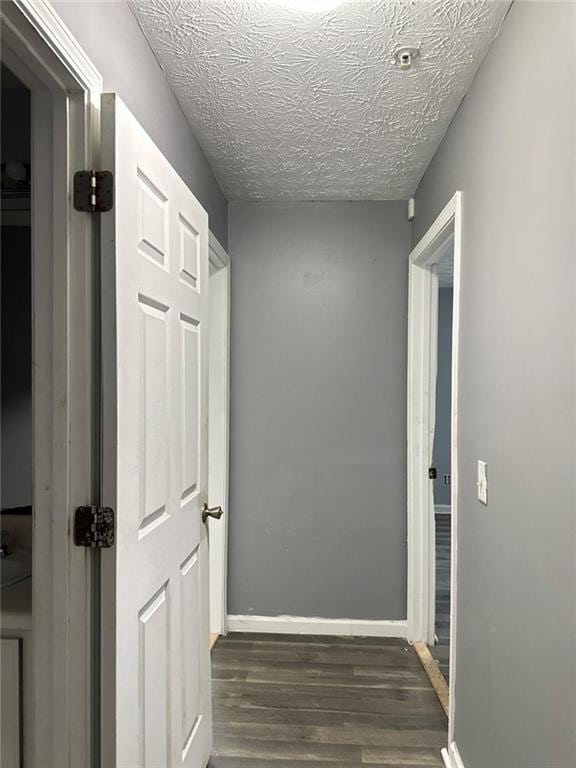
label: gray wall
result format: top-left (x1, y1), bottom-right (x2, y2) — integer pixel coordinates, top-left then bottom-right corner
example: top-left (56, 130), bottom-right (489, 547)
top-left (52, 1), bottom-right (228, 247)
top-left (414, 3), bottom-right (575, 766)
top-left (228, 201), bottom-right (410, 620)
top-left (432, 288), bottom-right (453, 507)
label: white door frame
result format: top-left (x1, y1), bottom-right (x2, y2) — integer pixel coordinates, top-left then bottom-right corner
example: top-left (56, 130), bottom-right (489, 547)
top-left (208, 232), bottom-right (230, 637)
top-left (406, 191), bottom-right (462, 743)
top-left (0, 2), bottom-right (101, 765)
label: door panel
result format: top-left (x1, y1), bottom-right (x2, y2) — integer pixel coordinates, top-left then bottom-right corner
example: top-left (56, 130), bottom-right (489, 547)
top-left (180, 549), bottom-right (202, 757)
top-left (139, 296), bottom-right (170, 532)
top-left (179, 214), bottom-right (200, 288)
top-left (181, 316), bottom-right (200, 500)
top-left (101, 93), bottom-right (211, 768)
top-left (139, 584), bottom-right (170, 768)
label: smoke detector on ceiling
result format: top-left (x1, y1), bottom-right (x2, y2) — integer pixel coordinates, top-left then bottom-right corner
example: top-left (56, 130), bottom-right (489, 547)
top-left (393, 47), bottom-right (420, 70)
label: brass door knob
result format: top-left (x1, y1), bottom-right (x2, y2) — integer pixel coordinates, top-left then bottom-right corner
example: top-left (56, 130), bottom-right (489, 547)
top-left (202, 503), bottom-right (224, 523)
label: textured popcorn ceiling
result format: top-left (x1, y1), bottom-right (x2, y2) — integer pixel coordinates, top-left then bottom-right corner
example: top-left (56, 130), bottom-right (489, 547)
top-left (131, 0), bottom-right (510, 200)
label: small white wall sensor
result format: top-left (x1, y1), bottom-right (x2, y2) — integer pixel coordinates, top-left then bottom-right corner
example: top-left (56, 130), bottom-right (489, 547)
top-left (408, 198), bottom-right (415, 221)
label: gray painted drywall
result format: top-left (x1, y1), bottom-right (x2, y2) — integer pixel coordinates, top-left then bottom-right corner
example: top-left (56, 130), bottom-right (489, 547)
top-left (52, 1), bottom-right (228, 247)
top-left (414, 3), bottom-right (576, 766)
top-left (433, 288), bottom-right (452, 507)
top-left (228, 201), bottom-right (410, 620)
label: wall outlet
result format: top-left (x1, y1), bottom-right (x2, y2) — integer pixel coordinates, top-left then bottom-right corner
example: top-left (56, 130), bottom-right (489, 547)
top-left (443, 474), bottom-right (451, 485)
top-left (477, 460), bottom-right (488, 505)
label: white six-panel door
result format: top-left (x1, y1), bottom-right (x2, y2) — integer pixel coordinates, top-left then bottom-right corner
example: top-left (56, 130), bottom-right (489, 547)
top-left (101, 93), bottom-right (211, 768)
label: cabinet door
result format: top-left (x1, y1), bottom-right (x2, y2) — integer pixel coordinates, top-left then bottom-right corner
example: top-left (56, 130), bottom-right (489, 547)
top-left (1, 637), bottom-right (22, 768)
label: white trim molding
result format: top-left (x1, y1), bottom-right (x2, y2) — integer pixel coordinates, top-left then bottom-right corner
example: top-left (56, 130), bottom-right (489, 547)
top-left (8, 0), bottom-right (102, 96)
top-left (0, 2), bottom-right (103, 765)
top-left (407, 191), bottom-right (462, 644)
top-left (227, 615), bottom-right (408, 638)
top-left (209, 231), bottom-right (230, 269)
top-left (208, 232), bottom-right (230, 638)
top-left (406, 192), bottom-right (462, 744)
top-left (442, 742), bottom-right (466, 768)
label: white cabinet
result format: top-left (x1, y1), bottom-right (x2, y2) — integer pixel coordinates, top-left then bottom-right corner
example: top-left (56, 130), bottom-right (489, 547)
top-left (1, 637), bottom-right (22, 768)
top-left (2, 579), bottom-right (31, 768)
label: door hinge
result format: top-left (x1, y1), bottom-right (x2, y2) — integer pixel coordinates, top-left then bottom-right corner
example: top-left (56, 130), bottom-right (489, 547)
top-left (74, 506), bottom-right (115, 548)
top-left (428, 467), bottom-right (437, 480)
top-left (73, 170), bottom-right (114, 213)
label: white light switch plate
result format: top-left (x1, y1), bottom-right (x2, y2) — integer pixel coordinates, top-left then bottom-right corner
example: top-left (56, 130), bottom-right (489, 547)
top-left (477, 460), bottom-right (488, 505)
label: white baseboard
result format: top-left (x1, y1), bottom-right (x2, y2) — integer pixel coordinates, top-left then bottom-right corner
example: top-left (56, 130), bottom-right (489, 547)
top-left (442, 742), bottom-right (465, 768)
top-left (435, 504), bottom-right (452, 515)
top-left (227, 614), bottom-right (408, 638)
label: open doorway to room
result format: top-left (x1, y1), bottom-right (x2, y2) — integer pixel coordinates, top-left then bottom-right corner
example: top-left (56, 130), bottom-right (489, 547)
top-left (407, 193), bottom-right (461, 739)
top-left (430, 248), bottom-right (454, 685)
top-left (1, 62), bottom-right (33, 768)
top-left (0, 3), bottom-right (100, 763)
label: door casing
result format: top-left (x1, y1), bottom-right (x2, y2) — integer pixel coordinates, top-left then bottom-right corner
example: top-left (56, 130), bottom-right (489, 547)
top-left (208, 233), bottom-right (230, 638)
top-left (406, 191), bottom-right (462, 746)
top-left (0, 1), bottom-right (102, 765)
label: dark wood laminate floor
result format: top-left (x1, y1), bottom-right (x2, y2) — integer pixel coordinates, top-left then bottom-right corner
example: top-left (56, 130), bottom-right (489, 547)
top-left (209, 633), bottom-right (447, 767)
top-left (432, 513), bottom-right (451, 683)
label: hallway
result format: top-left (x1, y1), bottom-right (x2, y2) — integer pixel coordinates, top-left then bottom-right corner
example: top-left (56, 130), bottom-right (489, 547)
top-left (209, 634), bottom-right (447, 766)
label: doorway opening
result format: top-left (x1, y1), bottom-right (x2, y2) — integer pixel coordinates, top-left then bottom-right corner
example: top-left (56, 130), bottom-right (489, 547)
top-left (431, 251), bottom-right (454, 685)
top-left (1, 62), bottom-right (32, 768)
top-left (406, 192), bottom-right (462, 748)
top-left (0, 2), bottom-right (101, 763)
